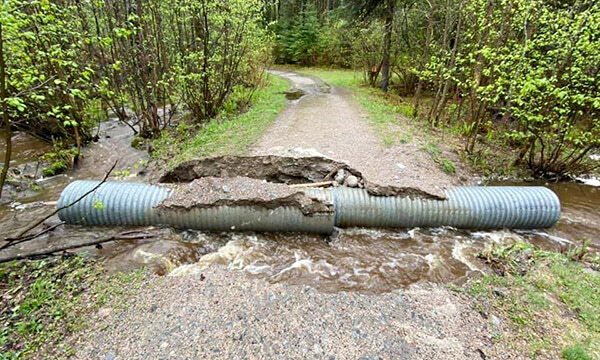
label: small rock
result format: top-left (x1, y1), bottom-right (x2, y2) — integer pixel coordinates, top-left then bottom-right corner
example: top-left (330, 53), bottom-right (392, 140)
top-left (160, 341), bottom-right (168, 349)
top-left (97, 307), bottom-right (113, 318)
top-left (490, 315), bottom-right (501, 328)
top-left (396, 163), bottom-right (406, 169)
top-left (222, 185), bottom-right (231, 193)
top-left (334, 169), bottom-right (346, 184)
top-left (346, 175), bottom-right (359, 187)
top-left (105, 352), bottom-right (116, 360)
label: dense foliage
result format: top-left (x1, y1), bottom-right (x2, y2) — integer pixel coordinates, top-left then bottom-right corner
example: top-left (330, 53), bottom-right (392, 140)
top-left (1, 0), bottom-right (598, 182)
top-left (0, 0), bottom-right (269, 195)
top-left (0, 0), bottom-right (269, 140)
top-left (270, 0), bottom-right (600, 178)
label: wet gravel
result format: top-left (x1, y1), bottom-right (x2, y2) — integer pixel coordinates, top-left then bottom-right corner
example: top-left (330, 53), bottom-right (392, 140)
top-left (71, 266), bottom-right (501, 360)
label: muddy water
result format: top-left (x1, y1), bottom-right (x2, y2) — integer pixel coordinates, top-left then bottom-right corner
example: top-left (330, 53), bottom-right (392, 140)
top-left (165, 181), bottom-right (600, 293)
top-left (1, 122), bottom-right (599, 294)
top-left (0, 131), bottom-right (52, 167)
top-left (0, 120), bottom-right (191, 266)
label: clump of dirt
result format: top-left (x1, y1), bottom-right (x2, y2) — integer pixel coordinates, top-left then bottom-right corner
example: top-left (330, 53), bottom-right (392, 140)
top-left (160, 155), bottom-right (353, 184)
top-left (159, 155), bottom-right (443, 200)
top-left (156, 176), bottom-right (334, 216)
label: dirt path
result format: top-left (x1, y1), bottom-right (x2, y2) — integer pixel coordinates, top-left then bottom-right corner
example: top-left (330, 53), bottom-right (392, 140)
top-left (67, 71), bottom-right (511, 360)
top-left (254, 70), bottom-right (470, 198)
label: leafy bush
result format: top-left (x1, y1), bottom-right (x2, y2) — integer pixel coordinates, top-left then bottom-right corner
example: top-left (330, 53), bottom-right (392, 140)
top-left (2, 0), bottom-right (95, 144)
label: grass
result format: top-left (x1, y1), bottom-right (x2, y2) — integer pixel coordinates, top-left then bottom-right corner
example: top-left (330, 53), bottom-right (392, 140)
top-left (0, 256), bottom-right (146, 359)
top-left (152, 74), bottom-right (289, 167)
top-left (460, 241), bottom-right (600, 359)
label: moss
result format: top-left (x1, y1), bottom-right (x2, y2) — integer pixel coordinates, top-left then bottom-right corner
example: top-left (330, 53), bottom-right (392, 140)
top-left (130, 136), bottom-right (144, 149)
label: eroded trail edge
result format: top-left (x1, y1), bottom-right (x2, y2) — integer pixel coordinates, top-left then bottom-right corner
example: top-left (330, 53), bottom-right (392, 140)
top-left (160, 155), bottom-right (445, 200)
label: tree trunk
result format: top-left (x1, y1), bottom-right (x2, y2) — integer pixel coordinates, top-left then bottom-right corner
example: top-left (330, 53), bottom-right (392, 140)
top-left (0, 21), bottom-right (11, 199)
top-left (380, 0), bottom-right (394, 92)
top-left (413, 1), bottom-right (435, 116)
top-left (434, 0), bottom-right (464, 125)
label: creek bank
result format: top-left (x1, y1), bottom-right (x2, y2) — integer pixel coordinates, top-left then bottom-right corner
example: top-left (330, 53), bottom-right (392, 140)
top-left (0, 119), bottom-right (153, 206)
top-left (0, 255), bottom-right (148, 360)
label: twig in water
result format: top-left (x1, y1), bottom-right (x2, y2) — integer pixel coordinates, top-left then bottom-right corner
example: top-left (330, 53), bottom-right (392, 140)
top-left (5, 161), bottom-right (117, 242)
top-left (1, 221), bottom-right (65, 250)
top-left (0, 231), bottom-right (158, 263)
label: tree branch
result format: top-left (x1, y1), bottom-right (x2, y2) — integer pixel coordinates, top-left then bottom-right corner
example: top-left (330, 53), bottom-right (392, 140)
top-left (0, 221), bottom-right (65, 250)
top-left (4, 160), bottom-right (117, 242)
top-left (0, 231), bottom-right (158, 264)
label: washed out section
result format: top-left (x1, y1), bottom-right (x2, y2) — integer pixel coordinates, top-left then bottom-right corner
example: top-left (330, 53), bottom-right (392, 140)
top-left (159, 155), bottom-right (445, 199)
top-left (156, 176), bottom-right (334, 216)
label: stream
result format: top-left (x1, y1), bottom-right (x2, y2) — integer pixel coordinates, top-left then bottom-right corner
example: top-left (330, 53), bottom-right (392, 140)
top-left (1, 119), bottom-right (599, 294)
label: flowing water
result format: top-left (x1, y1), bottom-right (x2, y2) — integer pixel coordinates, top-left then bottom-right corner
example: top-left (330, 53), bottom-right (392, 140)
top-left (1, 121), bottom-right (599, 293)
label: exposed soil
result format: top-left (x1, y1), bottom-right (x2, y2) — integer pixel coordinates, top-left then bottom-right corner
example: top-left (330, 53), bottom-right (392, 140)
top-left (161, 155), bottom-right (444, 199)
top-left (157, 176), bottom-right (334, 216)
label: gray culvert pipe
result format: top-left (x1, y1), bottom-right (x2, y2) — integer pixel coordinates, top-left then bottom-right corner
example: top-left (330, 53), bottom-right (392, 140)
top-left (57, 181), bottom-right (561, 233)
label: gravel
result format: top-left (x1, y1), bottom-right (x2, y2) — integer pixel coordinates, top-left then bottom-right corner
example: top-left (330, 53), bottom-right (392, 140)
top-left (253, 71), bottom-right (474, 198)
top-left (157, 176), bottom-right (333, 216)
top-left (70, 267), bottom-right (500, 360)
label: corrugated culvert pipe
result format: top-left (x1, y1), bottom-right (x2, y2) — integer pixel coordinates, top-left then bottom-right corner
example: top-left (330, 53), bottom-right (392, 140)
top-left (58, 181), bottom-right (561, 234)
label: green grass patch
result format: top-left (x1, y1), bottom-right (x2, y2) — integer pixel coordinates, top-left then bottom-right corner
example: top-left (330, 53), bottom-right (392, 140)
top-left (562, 343), bottom-right (594, 360)
top-left (153, 74), bottom-right (289, 167)
top-left (465, 242), bottom-right (600, 359)
top-left (0, 256), bottom-right (146, 359)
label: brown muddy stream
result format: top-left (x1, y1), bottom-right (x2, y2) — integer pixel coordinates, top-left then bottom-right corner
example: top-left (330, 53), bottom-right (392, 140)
top-left (1, 119), bottom-right (599, 294)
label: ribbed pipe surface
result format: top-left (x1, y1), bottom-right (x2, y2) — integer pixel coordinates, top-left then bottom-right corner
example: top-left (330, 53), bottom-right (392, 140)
top-left (58, 181), bottom-right (561, 232)
top-left (332, 186), bottom-right (560, 229)
top-left (58, 181), bottom-right (335, 234)
top-left (58, 181), bottom-right (171, 226)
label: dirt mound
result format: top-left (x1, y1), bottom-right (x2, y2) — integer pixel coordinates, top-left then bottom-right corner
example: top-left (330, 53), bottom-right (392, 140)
top-left (157, 176), bottom-right (333, 216)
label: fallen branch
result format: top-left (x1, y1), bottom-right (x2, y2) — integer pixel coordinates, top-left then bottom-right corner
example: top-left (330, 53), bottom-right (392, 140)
top-left (289, 181), bottom-right (334, 188)
top-left (1, 221), bottom-right (65, 250)
top-left (7, 161), bottom-right (117, 242)
top-left (0, 232), bottom-right (158, 263)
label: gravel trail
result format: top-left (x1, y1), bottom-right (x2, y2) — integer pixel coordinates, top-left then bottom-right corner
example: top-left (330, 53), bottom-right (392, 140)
top-left (253, 70), bottom-right (471, 198)
top-left (72, 268), bottom-right (502, 360)
top-left (67, 71), bottom-right (511, 360)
